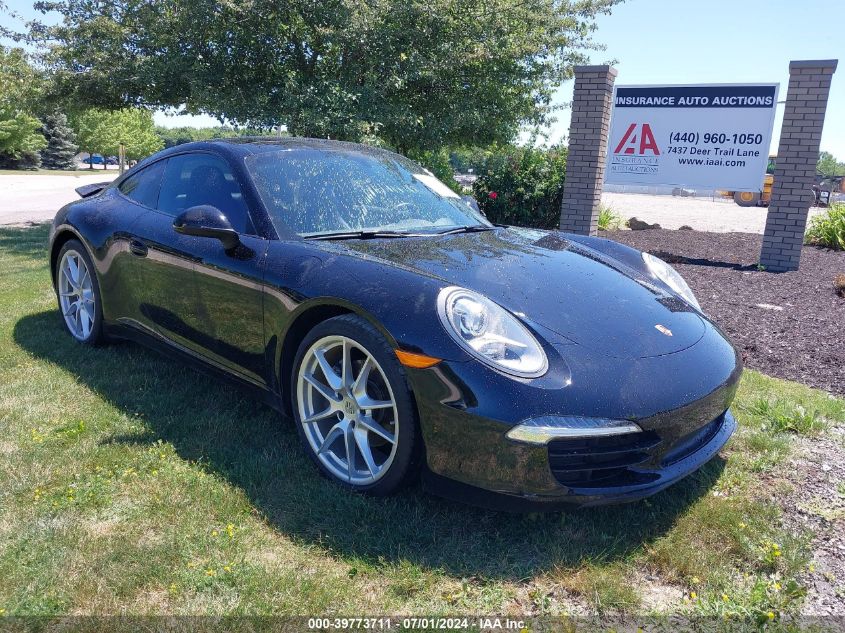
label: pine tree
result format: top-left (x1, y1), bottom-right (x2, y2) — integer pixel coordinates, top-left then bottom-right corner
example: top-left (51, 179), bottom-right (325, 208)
top-left (40, 112), bottom-right (78, 170)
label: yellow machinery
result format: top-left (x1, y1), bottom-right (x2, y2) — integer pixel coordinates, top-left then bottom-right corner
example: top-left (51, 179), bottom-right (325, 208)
top-left (722, 156), bottom-right (776, 207)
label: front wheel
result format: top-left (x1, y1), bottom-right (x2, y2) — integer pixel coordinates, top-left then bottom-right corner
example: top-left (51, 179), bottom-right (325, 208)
top-left (291, 315), bottom-right (419, 495)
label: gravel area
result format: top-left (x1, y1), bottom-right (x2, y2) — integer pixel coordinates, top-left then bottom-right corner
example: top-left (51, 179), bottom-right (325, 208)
top-left (601, 229), bottom-right (845, 397)
top-left (602, 192), bottom-right (828, 234)
top-left (776, 428), bottom-right (845, 617)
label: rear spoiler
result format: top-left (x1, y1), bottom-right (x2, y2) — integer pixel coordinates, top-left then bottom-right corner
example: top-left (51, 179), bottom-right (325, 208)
top-left (75, 182), bottom-right (111, 198)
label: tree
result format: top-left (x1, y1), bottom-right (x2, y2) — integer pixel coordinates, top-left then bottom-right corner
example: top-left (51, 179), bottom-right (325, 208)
top-left (34, 0), bottom-right (618, 153)
top-left (40, 112), bottom-right (78, 170)
top-left (0, 46), bottom-right (47, 169)
top-left (817, 151), bottom-right (845, 178)
top-left (449, 147), bottom-right (493, 173)
top-left (0, 46), bottom-right (43, 112)
top-left (0, 1), bottom-right (21, 41)
top-left (73, 110), bottom-right (114, 169)
top-left (73, 108), bottom-right (164, 168)
top-left (0, 111), bottom-right (46, 169)
top-left (115, 109), bottom-right (164, 160)
top-left (155, 125), bottom-right (273, 149)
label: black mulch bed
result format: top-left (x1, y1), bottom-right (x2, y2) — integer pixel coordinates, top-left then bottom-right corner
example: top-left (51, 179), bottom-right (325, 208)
top-left (599, 229), bottom-right (845, 396)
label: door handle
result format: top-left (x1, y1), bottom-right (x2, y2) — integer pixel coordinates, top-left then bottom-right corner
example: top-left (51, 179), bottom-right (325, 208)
top-left (129, 239), bottom-right (148, 257)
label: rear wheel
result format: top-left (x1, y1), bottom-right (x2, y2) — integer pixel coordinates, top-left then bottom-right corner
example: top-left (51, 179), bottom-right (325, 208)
top-left (291, 315), bottom-right (419, 495)
top-left (733, 191), bottom-right (760, 207)
top-left (55, 239), bottom-right (106, 345)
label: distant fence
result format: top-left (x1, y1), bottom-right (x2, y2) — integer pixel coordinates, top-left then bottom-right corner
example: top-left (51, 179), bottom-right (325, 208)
top-left (603, 184), bottom-right (732, 201)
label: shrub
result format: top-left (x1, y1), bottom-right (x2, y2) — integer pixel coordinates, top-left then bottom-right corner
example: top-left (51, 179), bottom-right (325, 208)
top-left (0, 148), bottom-right (41, 170)
top-left (472, 145), bottom-right (567, 229)
top-left (597, 205), bottom-right (622, 231)
top-left (805, 203), bottom-right (845, 250)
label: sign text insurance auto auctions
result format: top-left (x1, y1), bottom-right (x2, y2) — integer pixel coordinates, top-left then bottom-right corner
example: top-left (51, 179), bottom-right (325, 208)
top-left (605, 84), bottom-right (779, 190)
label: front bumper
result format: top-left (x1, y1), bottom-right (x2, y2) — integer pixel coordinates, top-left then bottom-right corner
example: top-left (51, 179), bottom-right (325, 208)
top-left (405, 322), bottom-right (742, 510)
top-left (422, 410), bottom-right (735, 511)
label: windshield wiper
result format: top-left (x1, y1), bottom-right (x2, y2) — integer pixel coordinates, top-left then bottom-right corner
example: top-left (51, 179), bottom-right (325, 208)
top-left (434, 225), bottom-right (497, 236)
top-left (303, 230), bottom-right (427, 241)
top-left (304, 225), bottom-right (497, 240)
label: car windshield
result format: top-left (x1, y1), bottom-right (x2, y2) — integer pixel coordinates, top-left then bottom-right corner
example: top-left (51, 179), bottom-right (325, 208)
top-left (245, 148), bottom-right (491, 237)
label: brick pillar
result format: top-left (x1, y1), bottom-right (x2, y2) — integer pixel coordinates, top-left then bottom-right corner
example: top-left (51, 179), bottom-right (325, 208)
top-left (559, 65), bottom-right (617, 235)
top-left (760, 59), bottom-right (837, 271)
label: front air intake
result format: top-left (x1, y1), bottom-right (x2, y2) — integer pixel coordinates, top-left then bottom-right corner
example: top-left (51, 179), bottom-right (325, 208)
top-left (547, 431), bottom-right (662, 487)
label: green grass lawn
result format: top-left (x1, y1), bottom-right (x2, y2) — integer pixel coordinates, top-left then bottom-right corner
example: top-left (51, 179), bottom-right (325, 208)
top-left (1, 224), bottom-right (843, 620)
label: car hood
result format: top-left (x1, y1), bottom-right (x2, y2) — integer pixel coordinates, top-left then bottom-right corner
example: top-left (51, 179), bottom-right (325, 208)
top-left (336, 227), bottom-right (706, 360)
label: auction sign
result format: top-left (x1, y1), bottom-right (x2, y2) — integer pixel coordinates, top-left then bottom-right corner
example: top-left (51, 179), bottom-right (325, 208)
top-left (605, 84), bottom-right (779, 190)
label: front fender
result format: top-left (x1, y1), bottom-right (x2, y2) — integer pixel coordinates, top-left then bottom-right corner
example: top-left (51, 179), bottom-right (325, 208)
top-left (262, 239), bottom-right (473, 364)
top-left (565, 232), bottom-right (653, 276)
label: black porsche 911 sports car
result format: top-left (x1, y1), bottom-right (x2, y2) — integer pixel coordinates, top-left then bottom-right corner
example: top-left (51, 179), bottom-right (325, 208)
top-left (50, 138), bottom-right (741, 509)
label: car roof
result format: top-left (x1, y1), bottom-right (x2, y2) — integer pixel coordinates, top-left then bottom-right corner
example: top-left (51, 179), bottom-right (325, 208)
top-left (145, 137), bottom-right (414, 172)
top-left (166, 136), bottom-right (400, 159)
top-left (126, 137), bottom-right (420, 188)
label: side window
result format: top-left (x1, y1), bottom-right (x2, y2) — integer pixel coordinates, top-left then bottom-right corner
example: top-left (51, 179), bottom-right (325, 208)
top-left (117, 160), bottom-right (166, 208)
top-left (157, 153), bottom-right (253, 233)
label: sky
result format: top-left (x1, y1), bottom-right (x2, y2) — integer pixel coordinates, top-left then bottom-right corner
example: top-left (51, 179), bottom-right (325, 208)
top-left (3, 0), bottom-right (843, 155)
top-left (544, 0), bottom-right (844, 156)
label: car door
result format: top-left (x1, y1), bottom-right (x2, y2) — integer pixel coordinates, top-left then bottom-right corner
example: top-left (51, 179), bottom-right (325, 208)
top-left (119, 158), bottom-right (207, 348)
top-left (155, 152), bottom-right (268, 386)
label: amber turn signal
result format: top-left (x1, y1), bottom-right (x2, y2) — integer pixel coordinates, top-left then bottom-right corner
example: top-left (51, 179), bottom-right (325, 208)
top-left (395, 349), bottom-right (441, 368)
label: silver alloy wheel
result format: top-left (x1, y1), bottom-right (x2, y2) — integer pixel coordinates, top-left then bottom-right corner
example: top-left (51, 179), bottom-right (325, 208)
top-left (297, 335), bottom-right (399, 485)
top-left (58, 249), bottom-right (95, 341)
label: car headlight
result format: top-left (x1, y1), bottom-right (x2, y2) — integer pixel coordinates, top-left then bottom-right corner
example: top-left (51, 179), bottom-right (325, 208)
top-left (642, 252), bottom-right (701, 310)
top-left (437, 286), bottom-right (548, 378)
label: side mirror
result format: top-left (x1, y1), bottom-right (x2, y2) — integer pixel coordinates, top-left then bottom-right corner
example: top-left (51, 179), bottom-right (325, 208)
top-left (173, 205), bottom-right (240, 250)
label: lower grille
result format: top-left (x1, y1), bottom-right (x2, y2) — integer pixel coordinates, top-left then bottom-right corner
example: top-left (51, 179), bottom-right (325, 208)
top-left (547, 412), bottom-right (727, 488)
top-left (548, 431), bottom-right (662, 488)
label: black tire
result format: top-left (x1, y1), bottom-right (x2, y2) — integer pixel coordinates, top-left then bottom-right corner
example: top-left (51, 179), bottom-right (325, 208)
top-left (55, 239), bottom-right (107, 346)
top-left (290, 314), bottom-right (420, 496)
top-left (733, 191), bottom-right (761, 207)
